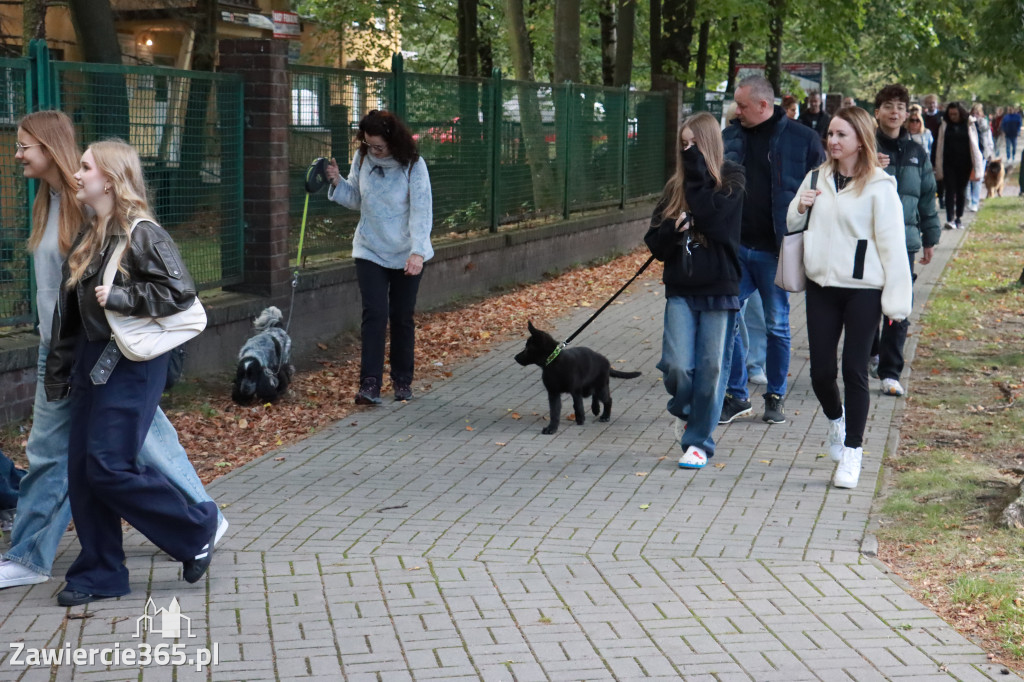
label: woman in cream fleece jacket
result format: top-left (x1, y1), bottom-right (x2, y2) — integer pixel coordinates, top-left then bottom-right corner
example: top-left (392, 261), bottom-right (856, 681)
top-left (787, 106), bottom-right (913, 491)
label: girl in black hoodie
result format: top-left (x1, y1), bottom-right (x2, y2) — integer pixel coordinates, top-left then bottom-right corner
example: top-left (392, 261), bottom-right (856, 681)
top-left (644, 112), bottom-right (745, 469)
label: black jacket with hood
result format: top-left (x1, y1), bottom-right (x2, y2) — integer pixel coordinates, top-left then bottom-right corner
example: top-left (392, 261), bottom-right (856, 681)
top-left (645, 147), bottom-right (745, 298)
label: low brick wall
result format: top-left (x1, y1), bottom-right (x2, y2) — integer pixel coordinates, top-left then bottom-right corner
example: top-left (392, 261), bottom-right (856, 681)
top-left (0, 205), bottom-right (654, 426)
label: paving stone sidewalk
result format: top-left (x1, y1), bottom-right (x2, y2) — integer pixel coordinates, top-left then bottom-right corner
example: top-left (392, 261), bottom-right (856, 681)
top-left (1, 220), bottom-right (1019, 682)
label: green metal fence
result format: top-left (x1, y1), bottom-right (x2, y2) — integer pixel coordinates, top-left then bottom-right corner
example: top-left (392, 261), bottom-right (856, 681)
top-left (0, 57), bottom-right (33, 327)
top-left (287, 65), bottom-right (392, 259)
top-left (287, 58), bottom-right (668, 260)
top-left (50, 59), bottom-right (244, 290)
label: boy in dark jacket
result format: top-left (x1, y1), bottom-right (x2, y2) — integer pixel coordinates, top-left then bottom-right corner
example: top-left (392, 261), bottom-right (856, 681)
top-left (872, 84), bottom-right (941, 397)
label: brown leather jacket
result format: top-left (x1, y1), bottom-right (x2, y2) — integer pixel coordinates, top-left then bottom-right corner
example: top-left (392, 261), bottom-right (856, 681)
top-left (44, 219), bottom-right (197, 401)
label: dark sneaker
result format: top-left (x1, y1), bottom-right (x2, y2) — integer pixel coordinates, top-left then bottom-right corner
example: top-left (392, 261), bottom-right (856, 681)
top-left (718, 394), bottom-right (753, 424)
top-left (763, 393), bottom-right (786, 424)
top-left (355, 377), bottom-right (382, 405)
top-left (394, 383), bottom-right (412, 401)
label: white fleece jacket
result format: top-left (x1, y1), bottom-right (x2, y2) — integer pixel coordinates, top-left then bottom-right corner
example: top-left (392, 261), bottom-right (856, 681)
top-left (786, 166), bottom-right (913, 321)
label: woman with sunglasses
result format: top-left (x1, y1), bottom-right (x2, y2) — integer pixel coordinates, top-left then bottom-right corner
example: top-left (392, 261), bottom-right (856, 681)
top-left (906, 105), bottom-right (933, 156)
top-left (325, 110), bottom-right (433, 404)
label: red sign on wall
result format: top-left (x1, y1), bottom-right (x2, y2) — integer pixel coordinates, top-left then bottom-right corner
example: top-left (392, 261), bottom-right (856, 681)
top-left (273, 11), bottom-right (300, 39)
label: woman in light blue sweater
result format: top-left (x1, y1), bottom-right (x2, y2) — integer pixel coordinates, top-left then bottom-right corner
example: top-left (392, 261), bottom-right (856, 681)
top-left (326, 110), bottom-right (434, 404)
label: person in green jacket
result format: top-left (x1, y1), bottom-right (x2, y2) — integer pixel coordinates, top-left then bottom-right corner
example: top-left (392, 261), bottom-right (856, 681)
top-left (870, 84), bottom-right (941, 397)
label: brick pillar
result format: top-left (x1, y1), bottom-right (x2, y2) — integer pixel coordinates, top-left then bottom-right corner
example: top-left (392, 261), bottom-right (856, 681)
top-left (219, 39), bottom-right (291, 298)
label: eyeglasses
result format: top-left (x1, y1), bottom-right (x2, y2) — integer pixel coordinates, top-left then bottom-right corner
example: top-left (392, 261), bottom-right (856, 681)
top-left (367, 143), bottom-right (388, 153)
top-left (15, 142), bottom-right (43, 152)
top-left (908, 119), bottom-right (921, 123)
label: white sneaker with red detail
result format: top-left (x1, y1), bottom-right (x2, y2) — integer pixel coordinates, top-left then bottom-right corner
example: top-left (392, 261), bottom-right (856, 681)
top-left (678, 446), bottom-right (708, 469)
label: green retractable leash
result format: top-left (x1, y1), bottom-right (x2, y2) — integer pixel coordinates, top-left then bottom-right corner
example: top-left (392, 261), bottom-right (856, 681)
top-left (287, 157), bottom-right (331, 332)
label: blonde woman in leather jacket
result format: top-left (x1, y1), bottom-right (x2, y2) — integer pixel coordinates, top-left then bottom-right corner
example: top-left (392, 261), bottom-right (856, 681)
top-left (45, 139), bottom-right (218, 607)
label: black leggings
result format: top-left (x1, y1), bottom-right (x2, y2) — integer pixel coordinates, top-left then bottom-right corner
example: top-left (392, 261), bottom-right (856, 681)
top-left (805, 281), bottom-right (882, 448)
top-left (943, 165), bottom-right (970, 221)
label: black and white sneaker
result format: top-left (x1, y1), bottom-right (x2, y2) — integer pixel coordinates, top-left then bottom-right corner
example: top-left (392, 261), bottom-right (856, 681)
top-left (718, 394), bottom-right (753, 424)
top-left (763, 393), bottom-right (786, 424)
top-left (183, 539), bottom-right (213, 584)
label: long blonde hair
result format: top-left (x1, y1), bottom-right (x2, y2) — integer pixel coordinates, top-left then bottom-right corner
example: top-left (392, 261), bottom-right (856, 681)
top-left (821, 106), bottom-right (879, 195)
top-left (19, 111), bottom-right (85, 256)
top-left (65, 139), bottom-right (156, 288)
top-left (662, 112), bottom-right (727, 218)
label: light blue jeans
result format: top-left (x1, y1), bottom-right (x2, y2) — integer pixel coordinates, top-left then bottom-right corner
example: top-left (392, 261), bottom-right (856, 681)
top-left (969, 179), bottom-right (982, 206)
top-left (657, 298), bottom-right (736, 456)
top-left (740, 290), bottom-right (767, 377)
top-left (2, 346), bottom-right (221, 577)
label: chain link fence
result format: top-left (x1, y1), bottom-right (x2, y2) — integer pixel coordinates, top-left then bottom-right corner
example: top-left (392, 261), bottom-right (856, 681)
top-left (0, 58), bottom-right (33, 327)
top-left (288, 60), bottom-right (668, 261)
top-left (53, 62), bottom-right (244, 290)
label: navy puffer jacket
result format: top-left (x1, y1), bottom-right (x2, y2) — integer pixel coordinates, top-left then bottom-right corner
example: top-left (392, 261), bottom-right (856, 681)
top-left (722, 107), bottom-right (826, 248)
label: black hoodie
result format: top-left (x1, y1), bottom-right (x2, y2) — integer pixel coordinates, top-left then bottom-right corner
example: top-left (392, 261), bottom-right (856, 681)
top-left (645, 147), bottom-right (746, 298)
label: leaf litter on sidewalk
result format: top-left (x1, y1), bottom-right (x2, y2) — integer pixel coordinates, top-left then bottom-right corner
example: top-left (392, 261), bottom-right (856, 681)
top-left (1, 249), bottom-right (661, 484)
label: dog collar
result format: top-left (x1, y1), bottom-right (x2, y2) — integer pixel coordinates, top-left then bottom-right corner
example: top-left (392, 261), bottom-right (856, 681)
top-left (545, 342), bottom-right (565, 366)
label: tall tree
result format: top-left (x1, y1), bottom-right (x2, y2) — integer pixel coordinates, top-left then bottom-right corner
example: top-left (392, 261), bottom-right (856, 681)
top-left (765, 0), bottom-right (785, 92)
top-left (457, 0), bottom-right (480, 76)
top-left (554, 0), bottom-right (581, 82)
top-left (726, 17), bottom-right (742, 91)
top-left (506, 0), bottom-right (558, 210)
top-left (599, 0), bottom-right (616, 86)
top-left (69, 0), bottom-right (129, 140)
top-left (612, 0), bottom-right (636, 86)
top-left (649, 0), bottom-right (662, 76)
top-left (69, 0), bottom-right (122, 63)
top-left (694, 18), bottom-right (710, 90)
top-left (23, 0), bottom-right (47, 50)
top-left (658, 0), bottom-right (697, 80)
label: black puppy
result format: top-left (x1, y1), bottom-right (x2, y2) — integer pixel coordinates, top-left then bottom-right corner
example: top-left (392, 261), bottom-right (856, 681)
top-left (514, 321), bottom-right (641, 434)
top-left (232, 306), bottom-right (294, 404)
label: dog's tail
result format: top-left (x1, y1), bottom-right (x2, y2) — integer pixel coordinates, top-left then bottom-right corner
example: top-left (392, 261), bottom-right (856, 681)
top-left (609, 369), bottom-right (641, 379)
top-left (253, 306), bottom-right (284, 331)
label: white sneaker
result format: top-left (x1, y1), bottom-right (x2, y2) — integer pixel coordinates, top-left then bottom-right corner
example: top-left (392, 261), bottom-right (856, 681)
top-left (0, 560), bottom-right (49, 589)
top-left (214, 516), bottom-right (229, 547)
top-left (748, 370), bottom-right (768, 386)
top-left (827, 411), bottom-right (846, 463)
top-left (833, 447), bottom-right (862, 489)
top-left (968, 203), bottom-right (978, 212)
top-left (880, 378), bottom-right (905, 396)
top-left (678, 446), bottom-right (708, 469)
top-left (944, 220), bottom-right (956, 230)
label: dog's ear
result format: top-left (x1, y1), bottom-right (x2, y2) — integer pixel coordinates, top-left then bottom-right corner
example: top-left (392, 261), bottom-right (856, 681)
top-left (527, 320), bottom-right (537, 335)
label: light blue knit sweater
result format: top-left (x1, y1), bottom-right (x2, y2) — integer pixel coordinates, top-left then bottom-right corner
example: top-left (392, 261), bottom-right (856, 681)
top-left (328, 150), bottom-right (434, 269)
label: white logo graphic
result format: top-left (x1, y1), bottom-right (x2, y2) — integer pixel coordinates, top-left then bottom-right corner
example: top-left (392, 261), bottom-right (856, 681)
top-left (135, 598), bottom-right (197, 639)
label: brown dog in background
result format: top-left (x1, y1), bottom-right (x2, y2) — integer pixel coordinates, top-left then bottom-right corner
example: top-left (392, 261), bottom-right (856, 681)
top-left (985, 159), bottom-right (1006, 198)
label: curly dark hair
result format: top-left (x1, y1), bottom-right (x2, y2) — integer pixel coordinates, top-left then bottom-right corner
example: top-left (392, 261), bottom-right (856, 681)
top-left (357, 110), bottom-right (419, 167)
top-left (873, 84), bottom-right (910, 110)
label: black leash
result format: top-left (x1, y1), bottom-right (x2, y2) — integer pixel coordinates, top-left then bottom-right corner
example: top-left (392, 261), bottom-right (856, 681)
top-left (545, 253), bottom-right (657, 365)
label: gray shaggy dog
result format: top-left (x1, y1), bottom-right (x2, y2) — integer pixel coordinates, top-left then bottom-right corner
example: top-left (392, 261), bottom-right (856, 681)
top-left (231, 307), bottom-right (294, 404)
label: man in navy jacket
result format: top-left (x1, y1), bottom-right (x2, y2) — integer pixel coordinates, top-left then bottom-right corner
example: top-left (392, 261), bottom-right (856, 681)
top-left (719, 75), bottom-right (826, 426)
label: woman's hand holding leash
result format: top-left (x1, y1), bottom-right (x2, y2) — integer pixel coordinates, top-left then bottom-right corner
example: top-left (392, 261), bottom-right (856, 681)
top-left (405, 254), bottom-right (424, 276)
top-left (326, 158), bottom-right (340, 187)
top-left (797, 188), bottom-right (821, 214)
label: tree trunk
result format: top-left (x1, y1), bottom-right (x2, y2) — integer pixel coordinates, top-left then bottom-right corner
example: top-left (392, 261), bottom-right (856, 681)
top-left (694, 19), bottom-right (710, 90)
top-left (599, 0), bottom-right (616, 86)
top-left (726, 17), bottom-right (741, 92)
top-left (23, 0), bottom-right (46, 49)
top-left (68, 0), bottom-right (129, 139)
top-left (613, 0), bottom-right (635, 87)
top-left (478, 25), bottom-right (494, 76)
top-left (649, 0), bottom-right (662, 76)
top-left (766, 0), bottom-right (786, 93)
top-left (554, 0), bottom-right (581, 83)
top-left (457, 0), bottom-right (480, 77)
top-left (505, 0), bottom-right (557, 211)
top-left (660, 0), bottom-right (697, 79)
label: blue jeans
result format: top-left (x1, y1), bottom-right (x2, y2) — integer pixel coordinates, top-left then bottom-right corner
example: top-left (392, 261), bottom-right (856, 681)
top-left (0, 451), bottom-right (25, 509)
top-left (657, 298), bottom-right (736, 456)
top-left (2, 346), bottom-right (221, 577)
top-left (969, 179), bottom-right (982, 205)
top-left (727, 246), bottom-right (791, 400)
top-left (1007, 136), bottom-right (1018, 162)
top-left (740, 290), bottom-right (767, 376)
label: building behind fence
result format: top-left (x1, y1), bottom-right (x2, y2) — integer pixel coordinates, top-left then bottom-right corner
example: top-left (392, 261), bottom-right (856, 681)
top-left (0, 43), bottom-right (668, 328)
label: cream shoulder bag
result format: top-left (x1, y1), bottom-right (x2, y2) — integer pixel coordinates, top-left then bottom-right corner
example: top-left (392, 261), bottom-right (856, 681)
top-left (102, 219), bottom-right (207, 362)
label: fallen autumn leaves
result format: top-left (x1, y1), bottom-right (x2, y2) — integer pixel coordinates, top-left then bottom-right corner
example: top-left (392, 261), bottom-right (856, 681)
top-left (2, 249), bottom-right (662, 483)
